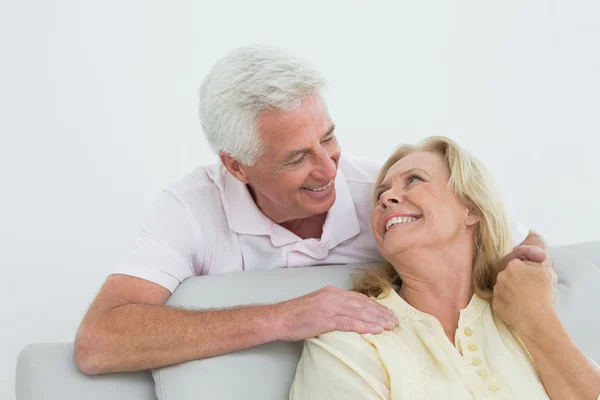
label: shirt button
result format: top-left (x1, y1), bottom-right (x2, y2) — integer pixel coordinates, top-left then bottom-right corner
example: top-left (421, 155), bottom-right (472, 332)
top-left (489, 383), bottom-right (500, 392)
top-left (472, 358), bottom-right (482, 366)
top-left (477, 369), bottom-right (488, 377)
top-left (464, 327), bottom-right (473, 336)
top-left (468, 344), bottom-right (479, 351)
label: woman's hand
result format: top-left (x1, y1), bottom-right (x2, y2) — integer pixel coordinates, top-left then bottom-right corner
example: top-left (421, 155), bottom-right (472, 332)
top-left (492, 258), bottom-right (556, 336)
top-left (493, 259), bottom-right (600, 400)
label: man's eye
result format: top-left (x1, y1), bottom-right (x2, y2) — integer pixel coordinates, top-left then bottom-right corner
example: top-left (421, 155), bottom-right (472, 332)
top-left (322, 135), bottom-right (335, 144)
top-left (290, 154), bottom-right (306, 165)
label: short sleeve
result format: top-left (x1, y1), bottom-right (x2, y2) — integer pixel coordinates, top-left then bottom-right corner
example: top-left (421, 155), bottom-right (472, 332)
top-left (511, 220), bottom-right (529, 248)
top-left (289, 331), bottom-right (390, 400)
top-left (112, 190), bottom-right (200, 293)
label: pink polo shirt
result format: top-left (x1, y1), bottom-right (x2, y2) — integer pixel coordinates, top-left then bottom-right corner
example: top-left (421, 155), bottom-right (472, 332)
top-left (113, 157), bottom-right (528, 293)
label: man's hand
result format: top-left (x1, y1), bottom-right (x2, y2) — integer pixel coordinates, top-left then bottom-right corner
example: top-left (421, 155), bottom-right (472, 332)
top-left (497, 244), bottom-right (557, 285)
top-left (492, 259), bottom-right (556, 335)
top-left (272, 286), bottom-right (398, 341)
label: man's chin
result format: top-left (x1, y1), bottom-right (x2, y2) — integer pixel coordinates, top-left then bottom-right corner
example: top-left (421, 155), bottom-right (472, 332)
top-left (308, 189), bottom-right (336, 214)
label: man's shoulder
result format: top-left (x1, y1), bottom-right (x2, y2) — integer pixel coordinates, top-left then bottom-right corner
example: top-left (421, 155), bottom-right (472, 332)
top-left (166, 163), bottom-right (224, 202)
top-left (339, 156), bottom-right (382, 185)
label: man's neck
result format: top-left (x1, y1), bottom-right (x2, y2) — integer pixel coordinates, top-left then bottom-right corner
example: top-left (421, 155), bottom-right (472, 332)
top-left (247, 184), bottom-right (327, 240)
top-left (279, 213), bottom-right (327, 240)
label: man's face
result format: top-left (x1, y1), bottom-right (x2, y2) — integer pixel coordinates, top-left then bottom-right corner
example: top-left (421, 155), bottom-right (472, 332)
top-left (240, 93), bottom-right (341, 223)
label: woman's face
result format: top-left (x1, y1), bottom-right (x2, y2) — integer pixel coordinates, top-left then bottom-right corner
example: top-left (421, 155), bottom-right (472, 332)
top-left (371, 151), bottom-right (479, 262)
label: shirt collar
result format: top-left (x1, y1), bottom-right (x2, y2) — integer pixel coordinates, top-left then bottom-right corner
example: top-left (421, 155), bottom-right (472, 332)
top-left (219, 166), bottom-right (274, 236)
top-left (217, 165), bottom-right (361, 248)
top-left (320, 167), bottom-right (361, 249)
top-left (379, 289), bottom-right (488, 326)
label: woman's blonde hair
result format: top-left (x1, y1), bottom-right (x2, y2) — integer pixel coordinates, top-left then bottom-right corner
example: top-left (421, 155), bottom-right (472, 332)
top-left (354, 136), bottom-right (512, 301)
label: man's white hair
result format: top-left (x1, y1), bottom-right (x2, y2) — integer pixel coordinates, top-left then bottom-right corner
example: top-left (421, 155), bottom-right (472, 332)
top-left (199, 45), bottom-right (327, 165)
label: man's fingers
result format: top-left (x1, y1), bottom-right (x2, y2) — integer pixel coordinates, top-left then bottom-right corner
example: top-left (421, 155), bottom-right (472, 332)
top-left (330, 316), bottom-right (385, 335)
top-left (344, 291), bottom-right (396, 317)
top-left (321, 288), bottom-right (398, 333)
top-left (517, 245), bottom-right (547, 263)
top-left (338, 302), bottom-right (397, 329)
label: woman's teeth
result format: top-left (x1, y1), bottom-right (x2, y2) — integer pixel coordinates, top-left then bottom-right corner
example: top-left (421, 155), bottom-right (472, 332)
top-left (385, 216), bottom-right (420, 231)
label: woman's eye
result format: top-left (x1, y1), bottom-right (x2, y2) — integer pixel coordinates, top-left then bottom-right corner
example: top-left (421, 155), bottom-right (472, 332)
top-left (407, 175), bottom-right (423, 184)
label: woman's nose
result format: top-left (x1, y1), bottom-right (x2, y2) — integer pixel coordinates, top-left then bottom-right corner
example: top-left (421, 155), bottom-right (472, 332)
top-left (381, 192), bottom-right (403, 208)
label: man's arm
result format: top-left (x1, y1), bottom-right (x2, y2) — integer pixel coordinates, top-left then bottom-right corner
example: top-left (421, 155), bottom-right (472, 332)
top-left (74, 275), bottom-right (397, 375)
top-left (497, 230), bottom-right (555, 282)
top-left (493, 259), bottom-right (600, 400)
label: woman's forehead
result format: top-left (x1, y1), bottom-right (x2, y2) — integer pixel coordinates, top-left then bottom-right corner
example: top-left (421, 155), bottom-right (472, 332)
top-left (385, 151), bottom-right (446, 179)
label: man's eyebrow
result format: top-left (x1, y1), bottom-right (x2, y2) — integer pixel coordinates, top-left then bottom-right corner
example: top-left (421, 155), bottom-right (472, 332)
top-left (323, 124), bottom-right (335, 138)
top-left (282, 124), bottom-right (336, 163)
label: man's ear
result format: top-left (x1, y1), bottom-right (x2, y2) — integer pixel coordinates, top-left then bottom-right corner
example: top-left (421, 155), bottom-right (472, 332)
top-left (465, 205), bottom-right (481, 226)
top-left (219, 152), bottom-right (250, 184)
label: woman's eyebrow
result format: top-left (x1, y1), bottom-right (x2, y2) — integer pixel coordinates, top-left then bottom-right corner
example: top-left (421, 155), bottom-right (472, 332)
top-left (399, 167), bottom-right (430, 178)
top-left (376, 167), bottom-right (431, 192)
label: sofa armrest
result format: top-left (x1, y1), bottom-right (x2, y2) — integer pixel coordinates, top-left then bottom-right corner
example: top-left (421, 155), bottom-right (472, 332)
top-left (16, 343), bottom-right (156, 400)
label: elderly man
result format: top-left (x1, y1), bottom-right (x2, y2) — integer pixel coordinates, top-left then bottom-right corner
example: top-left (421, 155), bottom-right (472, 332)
top-left (74, 45), bottom-right (548, 375)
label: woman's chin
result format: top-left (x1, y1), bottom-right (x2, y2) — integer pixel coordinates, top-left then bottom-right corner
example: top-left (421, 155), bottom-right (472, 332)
top-left (382, 240), bottom-right (413, 260)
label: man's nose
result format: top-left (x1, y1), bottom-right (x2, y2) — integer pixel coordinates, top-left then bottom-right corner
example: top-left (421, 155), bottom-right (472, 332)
top-left (313, 150), bottom-right (337, 181)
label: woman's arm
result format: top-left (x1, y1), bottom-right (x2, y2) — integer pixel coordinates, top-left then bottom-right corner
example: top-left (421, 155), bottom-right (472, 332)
top-left (493, 259), bottom-right (600, 400)
top-left (518, 308), bottom-right (600, 400)
top-left (289, 331), bottom-right (390, 400)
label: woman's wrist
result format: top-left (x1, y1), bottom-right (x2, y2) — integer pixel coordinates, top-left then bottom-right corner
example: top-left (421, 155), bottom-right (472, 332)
top-left (516, 307), bottom-right (565, 352)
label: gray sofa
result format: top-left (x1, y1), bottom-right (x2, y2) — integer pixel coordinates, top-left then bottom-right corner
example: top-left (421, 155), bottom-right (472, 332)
top-left (16, 241), bottom-right (600, 400)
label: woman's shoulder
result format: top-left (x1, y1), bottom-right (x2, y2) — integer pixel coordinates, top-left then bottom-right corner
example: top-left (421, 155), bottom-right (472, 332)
top-left (302, 330), bottom-right (384, 372)
top-left (309, 329), bottom-right (372, 347)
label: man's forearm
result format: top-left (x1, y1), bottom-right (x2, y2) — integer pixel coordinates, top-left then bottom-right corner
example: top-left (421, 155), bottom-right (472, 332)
top-left (518, 309), bottom-right (600, 400)
top-left (75, 303), bottom-right (280, 375)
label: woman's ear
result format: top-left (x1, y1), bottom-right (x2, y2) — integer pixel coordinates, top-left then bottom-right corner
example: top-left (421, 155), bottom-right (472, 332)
top-left (465, 206), bottom-right (481, 226)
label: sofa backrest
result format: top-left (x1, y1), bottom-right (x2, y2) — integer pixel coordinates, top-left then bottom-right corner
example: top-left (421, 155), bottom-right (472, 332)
top-left (16, 241), bottom-right (600, 400)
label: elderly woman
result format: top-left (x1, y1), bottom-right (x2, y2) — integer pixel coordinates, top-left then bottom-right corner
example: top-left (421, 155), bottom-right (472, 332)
top-left (289, 137), bottom-right (600, 399)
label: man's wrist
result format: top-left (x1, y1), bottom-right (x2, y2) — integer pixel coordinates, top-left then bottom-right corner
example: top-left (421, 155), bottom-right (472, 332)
top-left (262, 302), bottom-right (287, 342)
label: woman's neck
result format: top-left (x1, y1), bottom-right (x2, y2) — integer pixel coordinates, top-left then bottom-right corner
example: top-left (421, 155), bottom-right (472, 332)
top-left (392, 247), bottom-right (474, 344)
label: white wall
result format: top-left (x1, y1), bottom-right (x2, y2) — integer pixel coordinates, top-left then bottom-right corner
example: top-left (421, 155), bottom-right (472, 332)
top-left (1, 1), bottom-right (599, 398)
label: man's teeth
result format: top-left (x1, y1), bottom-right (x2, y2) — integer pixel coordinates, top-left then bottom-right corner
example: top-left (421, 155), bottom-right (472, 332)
top-left (386, 216), bottom-right (419, 231)
top-left (303, 181), bottom-right (332, 192)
